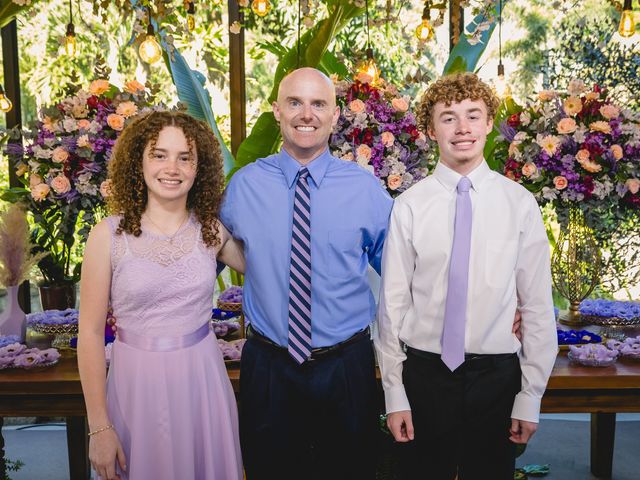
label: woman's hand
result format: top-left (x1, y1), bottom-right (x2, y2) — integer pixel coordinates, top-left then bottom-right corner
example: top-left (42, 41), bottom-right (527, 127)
top-left (89, 428), bottom-right (127, 480)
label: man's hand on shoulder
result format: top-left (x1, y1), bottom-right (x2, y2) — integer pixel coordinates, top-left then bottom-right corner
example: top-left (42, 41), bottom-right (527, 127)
top-left (509, 418), bottom-right (537, 444)
top-left (387, 410), bottom-right (415, 442)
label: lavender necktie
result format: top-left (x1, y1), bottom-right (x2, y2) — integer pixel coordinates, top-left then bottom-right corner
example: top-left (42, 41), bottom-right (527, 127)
top-left (288, 168), bottom-right (312, 364)
top-left (441, 176), bottom-right (473, 371)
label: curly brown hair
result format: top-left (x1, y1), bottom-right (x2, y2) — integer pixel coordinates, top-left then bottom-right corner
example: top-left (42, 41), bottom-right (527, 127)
top-left (416, 72), bottom-right (499, 132)
top-left (107, 110), bottom-right (224, 248)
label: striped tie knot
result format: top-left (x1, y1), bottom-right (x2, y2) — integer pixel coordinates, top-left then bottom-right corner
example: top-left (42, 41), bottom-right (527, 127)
top-left (298, 167), bottom-right (310, 181)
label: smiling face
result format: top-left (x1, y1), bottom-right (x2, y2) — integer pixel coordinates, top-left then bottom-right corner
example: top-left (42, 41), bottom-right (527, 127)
top-left (273, 68), bottom-right (340, 164)
top-left (142, 126), bottom-right (197, 206)
top-left (427, 98), bottom-right (493, 175)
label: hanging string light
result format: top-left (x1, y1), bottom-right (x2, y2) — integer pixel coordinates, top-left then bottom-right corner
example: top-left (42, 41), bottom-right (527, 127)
top-left (186, 1), bottom-right (196, 32)
top-left (251, 0), bottom-right (272, 17)
top-left (618, 0), bottom-right (635, 38)
top-left (64, 0), bottom-right (76, 57)
top-left (0, 85), bottom-right (13, 113)
top-left (139, 9), bottom-right (163, 64)
top-left (415, 0), bottom-right (435, 42)
top-left (494, 0), bottom-right (509, 98)
top-left (355, 0), bottom-right (380, 84)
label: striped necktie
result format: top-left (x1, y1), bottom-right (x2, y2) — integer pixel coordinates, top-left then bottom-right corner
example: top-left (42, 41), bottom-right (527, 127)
top-left (441, 176), bottom-right (473, 371)
top-left (288, 167), bottom-right (313, 364)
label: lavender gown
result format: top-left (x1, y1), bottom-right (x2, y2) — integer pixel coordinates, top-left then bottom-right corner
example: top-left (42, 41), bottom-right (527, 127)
top-left (104, 215), bottom-right (242, 480)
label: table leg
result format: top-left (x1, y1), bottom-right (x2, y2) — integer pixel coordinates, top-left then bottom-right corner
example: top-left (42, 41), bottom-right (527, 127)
top-left (1, 416), bottom-right (5, 478)
top-left (66, 416), bottom-right (89, 480)
top-left (590, 412), bottom-right (616, 478)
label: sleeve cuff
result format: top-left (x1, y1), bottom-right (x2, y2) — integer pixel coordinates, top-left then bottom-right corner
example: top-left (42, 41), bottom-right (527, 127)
top-left (511, 392), bottom-right (542, 423)
top-left (384, 384), bottom-right (411, 414)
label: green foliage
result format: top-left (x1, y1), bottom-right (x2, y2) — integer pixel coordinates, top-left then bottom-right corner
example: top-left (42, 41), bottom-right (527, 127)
top-left (2, 458), bottom-right (25, 480)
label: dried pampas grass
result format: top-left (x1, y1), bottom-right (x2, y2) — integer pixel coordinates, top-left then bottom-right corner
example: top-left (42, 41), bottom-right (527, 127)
top-left (0, 204), bottom-right (47, 287)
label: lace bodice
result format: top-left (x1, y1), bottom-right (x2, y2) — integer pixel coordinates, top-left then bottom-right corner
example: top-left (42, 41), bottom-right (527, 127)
top-left (107, 215), bottom-right (217, 337)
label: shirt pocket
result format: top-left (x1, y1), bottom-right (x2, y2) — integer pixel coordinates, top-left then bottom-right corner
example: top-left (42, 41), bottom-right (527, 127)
top-left (326, 229), bottom-right (363, 279)
top-left (484, 239), bottom-right (518, 289)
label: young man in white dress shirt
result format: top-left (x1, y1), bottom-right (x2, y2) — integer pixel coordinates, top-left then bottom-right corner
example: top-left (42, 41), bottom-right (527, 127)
top-left (374, 72), bottom-right (558, 479)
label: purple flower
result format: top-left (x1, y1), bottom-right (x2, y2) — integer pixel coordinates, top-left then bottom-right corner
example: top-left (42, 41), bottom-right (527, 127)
top-left (13, 351), bottom-right (43, 367)
top-left (0, 343), bottom-right (26, 357)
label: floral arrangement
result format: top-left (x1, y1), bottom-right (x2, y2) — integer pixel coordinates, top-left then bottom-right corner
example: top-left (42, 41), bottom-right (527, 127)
top-left (330, 77), bottom-right (432, 196)
top-left (606, 336), bottom-right (640, 359)
top-left (3, 78), bottom-right (158, 285)
top-left (0, 342), bottom-right (61, 369)
top-left (580, 299), bottom-right (640, 321)
top-left (26, 308), bottom-right (79, 326)
top-left (497, 80), bottom-right (640, 212)
top-left (0, 204), bottom-right (46, 287)
top-left (218, 286), bottom-right (243, 304)
top-left (0, 335), bottom-right (20, 348)
top-left (557, 328), bottom-right (602, 346)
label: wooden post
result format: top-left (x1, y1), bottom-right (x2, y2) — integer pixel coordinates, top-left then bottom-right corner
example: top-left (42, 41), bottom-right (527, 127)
top-left (228, 0), bottom-right (246, 157)
top-left (448, 0), bottom-right (465, 52)
top-left (2, 19), bottom-right (31, 315)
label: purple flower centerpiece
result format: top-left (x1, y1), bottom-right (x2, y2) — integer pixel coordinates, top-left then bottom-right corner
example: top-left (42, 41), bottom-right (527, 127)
top-left (557, 328), bottom-right (602, 346)
top-left (4, 79), bottom-right (161, 285)
top-left (27, 308), bottom-right (79, 349)
top-left (607, 335), bottom-right (640, 360)
top-left (218, 286), bottom-right (243, 304)
top-left (498, 80), bottom-right (640, 213)
top-left (330, 77), bottom-right (433, 197)
top-left (0, 342), bottom-right (60, 370)
top-left (579, 299), bottom-right (640, 326)
top-left (568, 344), bottom-right (618, 367)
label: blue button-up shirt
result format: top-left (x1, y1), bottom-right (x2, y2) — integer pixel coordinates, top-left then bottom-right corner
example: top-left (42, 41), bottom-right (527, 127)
top-left (220, 148), bottom-right (393, 348)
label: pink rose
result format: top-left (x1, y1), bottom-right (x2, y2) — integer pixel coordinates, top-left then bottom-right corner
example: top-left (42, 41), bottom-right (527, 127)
top-left (29, 173), bottom-right (43, 187)
top-left (575, 149), bottom-right (590, 162)
top-left (387, 174), bottom-right (402, 190)
top-left (599, 104), bottom-right (620, 120)
top-left (557, 117), bottom-right (577, 134)
top-left (521, 162), bottom-right (538, 177)
top-left (77, 119), bottom-right (91, 130)
top-left (391, 97), bottom-right (409, 112)
top-left (89, 79), bottom-right (110, 95)
top-left (356, 144), bottom-right (372, 161)
top-left (553, 176), bottom-right (568, 190)
top-left (348, 99), bottom-right (366, 114)
top-left (100, 179), bottom-right (112, 198)
top-left (610, 144), bottom-right (623, 160)
top-left (52, 147), bottom-right (69, 163)
top-left (124, 80), bottom-right (145, 94)
top-left (51, 175), bottom-right (71, 194)
top-left (107, 114), bottom-right (125, 131)
top-left (626, 178), bottom-right (640, 195)
top-left (31, 183), bottom-right (50, 201)
top-left (381, 131), bottom-right (395, 147)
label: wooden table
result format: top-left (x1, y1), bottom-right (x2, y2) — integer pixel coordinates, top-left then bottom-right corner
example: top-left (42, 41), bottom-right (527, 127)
top-left (1, 352), bottom-right (639, 479)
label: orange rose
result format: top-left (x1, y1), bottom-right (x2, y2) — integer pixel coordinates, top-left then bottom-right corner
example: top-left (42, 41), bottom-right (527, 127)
top-left (356, 144), bottom-right (372, 161)
top-left (391, 98), bottom-right (409, 112)
top-left (52, 147), bottom-right (69, 163)
top-left (348, 99), bottom-right (366, 114)
top-left (610, 144), bottom-right (623, 160)
top-left (626, 178), bottom-right (640, 195)
top-left (107, 114), bottom-right (125, 131)
top-left (387, 174), bottom-right (402, 190)
top-left (589, 121), bottom-right (612, 134)
top-left (77, 119), bottom-right (91, 130)
top-left (553, 176), bottom-right (568, 190)
top-left (89, 79), bottom-right (110, 95)
top-left (51, 175), bottom-right (71, 194)
top-left (575, 149), bottom-right (590, 163)
top-left (124, 80), bottom-right (145, 94)
top-left (557, 117), bottom-right (577, 134)
top-left (599, 104), bottom-right (620, 120)
top-left (29, 173), bottom-right (43, 188)
top-left (381, 131), bottom-right (395, 147)
top-left (116, 101), bottom-right (138, 118)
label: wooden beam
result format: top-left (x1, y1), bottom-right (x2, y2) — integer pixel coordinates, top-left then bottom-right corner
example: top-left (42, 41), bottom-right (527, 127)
top-left (448, 0), bottom-right (465, 53)
top-left (228, 0), bottom-right (246, 157)
top-left (1, 19), bottom-right (31, 314)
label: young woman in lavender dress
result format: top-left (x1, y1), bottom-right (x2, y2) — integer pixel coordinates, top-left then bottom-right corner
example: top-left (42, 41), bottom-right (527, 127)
top-left (78, 111), bottom-right (244, 480)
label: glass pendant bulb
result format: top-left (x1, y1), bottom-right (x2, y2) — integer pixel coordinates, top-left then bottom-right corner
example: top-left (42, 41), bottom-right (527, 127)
top-left (618, 3), bottom-right (635, 38)
top-left (0, 88), bottom-right (12, 113)
top-left (356, 48), bottom-right (380, 85)
top-left (251, 0), bottom-right (271, 17)
top-left (415, 18), bottom-right (434, 41)
top-left (186, 2), bottom-right (195, 31)
top-left (65, 23), bottom-right (76, 56)
top-left (139, 24), bottom-right (163, 64)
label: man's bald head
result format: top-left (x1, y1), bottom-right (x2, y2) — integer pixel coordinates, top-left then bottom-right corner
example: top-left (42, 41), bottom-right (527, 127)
top-left (277, 68), bottom-right (336, 108)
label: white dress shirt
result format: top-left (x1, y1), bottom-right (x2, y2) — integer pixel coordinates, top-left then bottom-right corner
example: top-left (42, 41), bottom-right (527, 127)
top-left (374, 160), bottom-right (558, 423)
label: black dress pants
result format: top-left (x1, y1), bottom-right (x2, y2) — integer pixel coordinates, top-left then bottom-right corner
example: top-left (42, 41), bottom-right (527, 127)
top-left (398, 349), bottom-right (521, 480)
top-left (239, 333), bottom-right (379, 480)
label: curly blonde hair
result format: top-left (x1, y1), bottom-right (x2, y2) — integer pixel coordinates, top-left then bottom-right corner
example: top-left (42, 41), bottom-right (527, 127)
top-left (107, 110), bottom-right (224, 248)
top-left (416, 72), bottom-right (499, 132)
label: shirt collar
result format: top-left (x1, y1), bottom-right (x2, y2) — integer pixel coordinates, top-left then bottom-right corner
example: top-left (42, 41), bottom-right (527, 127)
top-left (433, 159), bottom-right (491, 193)
top-left (278, 147), bottom-right (332, 189)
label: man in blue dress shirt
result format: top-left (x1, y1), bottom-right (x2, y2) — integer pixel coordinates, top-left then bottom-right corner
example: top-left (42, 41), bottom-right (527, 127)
top-left (220, 68), bottom-right (393, 479)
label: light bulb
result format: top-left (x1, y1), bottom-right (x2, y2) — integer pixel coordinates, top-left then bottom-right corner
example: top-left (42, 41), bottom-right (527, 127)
top-left (619, 9), bottom-right (635, 38)
top-left (415, 19), bottom-right (434, 41)
top-left (139, 25), bottom-right (162, 64)
top-left (0, 92), bottom-right (12, 113)
top-left (186, 2), bottom-right (195, 31)
top-left (494, 63), bottom-right (508, 98)
top-left (65, 23), bottom-right (76, 56)
top-left (356, 50), bottom-right (380, 85)
top-left (251, 0), bottom-right (271, 17)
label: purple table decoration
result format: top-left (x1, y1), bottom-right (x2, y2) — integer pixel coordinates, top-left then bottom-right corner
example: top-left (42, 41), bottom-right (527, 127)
top-left (568, 344), bottom-right (618, 367)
